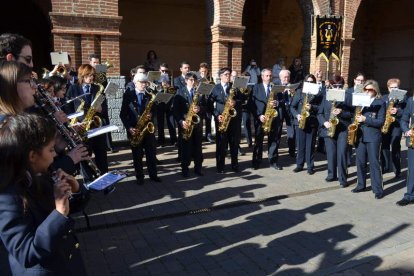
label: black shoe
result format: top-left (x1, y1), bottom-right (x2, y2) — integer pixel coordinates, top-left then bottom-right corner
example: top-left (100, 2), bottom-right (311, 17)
top-left (136, 178), bottom-right (144, 185)
top-left (396, 198), bottom-right (414, 206)
top-left (182, 170), bottom-right (189, 178)
top-left (270, 163), bottom-right (283, 170)
top-left (394, 174), bottom-right (401, 179)
top-left (150, 176), bottom-right (162, 182)
top-left (194, 170), bottom-right (204, 176)
top-left (340, 183), bottom-right (348, 188)
top-left (238, 150), bottom-right (245, 156)
top-left (351, 187), bottom-right (366, 193)
top-left (217, 169), bottom-right (225, 174)
top-left (325, 177), bottom-right (338, 182)
top-left (293, 167), bottom-right (303, 173)
top-left (248, 143), bottom-right (253, 148)
top-left (289, 152), bottom-right (296, 158)
top-left (307, 169), bottom-right (315, 175)
top-left (252, 163), bottom-right (260, 170)
top-left (375, 193), bottom-right (384, 199)
top-left (156, 159), bottom-right (163, 165)
top-left (232, 166), bottom-right (240, 173)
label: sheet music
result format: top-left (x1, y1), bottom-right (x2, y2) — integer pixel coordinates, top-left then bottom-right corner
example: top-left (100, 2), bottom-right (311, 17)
top-left (233, 76), bottom-right (249, 89)
top-left (67, 111), bottom-right (84, 120)
top-left (286, 82), bottom-right (301, 91)
top-left (104, 81), bottom-right (118, 97)
top-left (326, 89), bottom-right (346, 102)
top-left (87, 125), bottom-right (119, 139)
top-left (196, 82), bottom-right (215, 96)
top-left (271, 85), bottom-right (287, 93)
top-left (155, 92), bottom-right (174, 104)
top-left (87, 171), bottom-right (127, 191)
top-left (50, 52), bottom-right (69, 65)
top-left (147, 71), bottom-right (161, 82)
top-left (302, 82), bottom-right (320, 95)
top-left (389, 89), bottom-right (407, 101)
top-left (95, 64), bottom-right (107, 73)
top-left (352, 93), bottom-right (371, 107)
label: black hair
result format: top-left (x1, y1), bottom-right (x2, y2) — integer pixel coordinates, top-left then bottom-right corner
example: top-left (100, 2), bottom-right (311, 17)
top-left (219, 67), bottom-right (231, 76)
top-left (185, 72), bottom-right (198, 81)
top-left (0, 33), bottom-right (32, 60)
top-left (88, 53), bottom-right (100, 61)
top-left (146, 50), bottom-right (157, 60)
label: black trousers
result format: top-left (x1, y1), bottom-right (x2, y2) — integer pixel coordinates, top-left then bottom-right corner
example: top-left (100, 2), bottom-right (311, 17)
top-left (242, 110), bottom-right (253, 145)
top-left (179, 126), bottom-right (203, 172)
top-left (355, 141), bottom-right (383, 195)
top-left (215, 117), bottom-right (240, 171)
top-left (403, 147), bottom-right (414, 200)
top-left (253, 119), bottom-right (280, 165)
top-left (324, 130), bottom-right (348, 184)
top-left (381, 133), bottom-right (401, 176)
top-left (295, 126), bottom-right (317, 170)
top-left (88, 134), bottom-right (108, 173)
top-left (277, 106), bottom-right (295, 155)
top-left (157, 102), bottom-right (177, 144)
top-left (130, 133), bottom-right (158, 180)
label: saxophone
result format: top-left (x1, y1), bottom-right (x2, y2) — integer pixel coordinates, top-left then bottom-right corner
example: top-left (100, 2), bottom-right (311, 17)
top-left (381, 99), bottom-right (396, 134)
top-left (347, 106), bottom-right (362, 146)
top-left (130, 92), bottom-right (156, 147)
top-left (262, 89), bottom-right (278, 134)
top-left (410, 125), bottom-right (414, 148)
top-left (70, 99), bottom-right (85, 125)
top-left (327, 100), bottom-right (339, 138)
top-left (183, 92), bottom-right (201, 140)
top-left (218, 87), bottom-right (237, 133)
top-left (298, 93), bottom-right (310, 129)
top-left (78, 83), bottom-right (105, 138)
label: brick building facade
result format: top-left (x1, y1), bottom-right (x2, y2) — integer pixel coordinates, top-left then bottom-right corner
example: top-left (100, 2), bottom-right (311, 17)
top-left (1, 0), bottom-right (413, 140)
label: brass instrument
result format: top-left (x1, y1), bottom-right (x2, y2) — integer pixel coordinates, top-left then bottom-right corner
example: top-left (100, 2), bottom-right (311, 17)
top-left (130, 92), bottom-right (156, 147)
top-left (262, 87), bottom-right (278, 134)
top-left (42, 65), bottom-right (67, 79)
top-left (183, 92), bottom-right (201, 140)
top-left (70, 99), bottom-right (85, 125)
top-left (381, 99), bottom-right (396, 134)
top-left (347, 106), bottom-right (362, 146)
top-left (77, 83), bottom-right (104, 138)
top-left (95, 60), bottom-right (113, 84)
top-left (298, 93), bottom-right (310, 129)
top-left (218, 87), bottom-right (237, 133)
top-left (327, 100), bottom-right (339, 138)
top-left (410, 125), bottom-right (414, 148)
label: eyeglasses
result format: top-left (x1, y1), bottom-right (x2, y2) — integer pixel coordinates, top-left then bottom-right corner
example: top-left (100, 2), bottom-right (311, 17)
top-left (355, 78), bottom-right (364, 82)
top-left (19, 78), bottom-right (37, 88)
top-left (17, 55), bottom-right (32, 64)
top-left (364, 88), bottom-right (376, 92)
top-left (160, 70), bottom-right (168, 73)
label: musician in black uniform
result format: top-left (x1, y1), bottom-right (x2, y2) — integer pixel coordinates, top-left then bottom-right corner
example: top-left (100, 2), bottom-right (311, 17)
top-left (198, 62), bottom-right (214, 143)
top-left (318, 86), bottom-right (353, 187)
top-left (290, 74), bottom-right (323, 175)
top-left (251, 68), bottom-right (281, 170)
top-left (381, 78), bottom-right (405, 178)
top-left (66, 64), bottom-right (109, 175)
top-left (208, 67), bottom-right (243, 173)
top-left (397, 95), bottom-right (414, 206)
top-left (277, 69), bottom-right (296, 157)
top-left (351, 80), bottom-right (385, 199)
top-left (173, 72), bottom-right (204, 177)
top-left (119, 73), bottom-right (161, 185)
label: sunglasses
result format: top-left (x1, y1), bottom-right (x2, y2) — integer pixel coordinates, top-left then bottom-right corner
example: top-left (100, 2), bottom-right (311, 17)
top-left (160, 70), bottom-right (168, 73)
top-left (364, 88), bottom-right (376, 92)
top-left (17, 55), bottom-right (32, 64)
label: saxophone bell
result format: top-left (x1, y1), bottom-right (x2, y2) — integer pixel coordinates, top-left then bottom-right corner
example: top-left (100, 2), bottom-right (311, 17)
top-left (192, 114), bottom-right (201, 124)
top-left (229, 108), bottom-right (237, 118)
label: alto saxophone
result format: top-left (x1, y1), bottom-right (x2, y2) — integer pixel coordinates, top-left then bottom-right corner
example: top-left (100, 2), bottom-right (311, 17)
top-left (262, 89), bottom-right (278, 134)
top-left (381, 99), bottom-right (396, 134)
top-left (410, 125), bottom-right (414, 148)
top-left (298, 93), bottom-right (310, 129)
top-left (70, 99), bottom-right (85, 126)
top-left (218, 87), bottom-right (237, 133)
top-left (183, 92), bottom-right (201, 140)
top-left (78, 83), bottom-right (105, 138)
top-left (347, 106), bottom-right (362, 146)
top-left (130, 92), bottom-right (156, 147)
top-left (327, 100), bottom-right (339, 138)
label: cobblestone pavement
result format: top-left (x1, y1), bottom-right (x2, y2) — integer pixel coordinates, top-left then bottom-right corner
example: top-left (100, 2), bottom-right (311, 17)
top-left (73, 136), bottom-right (414, 276)
top-left (2, 136), bottom-right (414, 275)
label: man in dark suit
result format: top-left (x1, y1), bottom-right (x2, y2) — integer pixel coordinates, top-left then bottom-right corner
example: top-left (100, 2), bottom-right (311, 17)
top-left (351, 80), bottom-right (385, 199)
top-left (173, 61), bottom-right (190, 91)
top-left (173, 72), bottom-right (204, 177)
top-left (397, 96), bottom-right (414, 206)
top-left (318, 87), bottom-right (353, 187)
top-left (251, 68), bottom-right (282, 170)
top-left (381, 78), bottom-right (405, 179)
top-left (208, 67), bottom-right (243, 173)
top-left (277, 69), bottom-right (296, 157)
top-left (119, 73), bottom-right (161, 185)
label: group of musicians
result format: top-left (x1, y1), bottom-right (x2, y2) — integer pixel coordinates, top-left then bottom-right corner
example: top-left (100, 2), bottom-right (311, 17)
top-left (120, 61), bottom-right (414, 207)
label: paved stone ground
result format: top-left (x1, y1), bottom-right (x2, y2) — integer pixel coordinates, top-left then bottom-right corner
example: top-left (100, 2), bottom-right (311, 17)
top-left (2, 133), bottom-right (414, 275)
top-left (73, 134), bottom-right (414, 276)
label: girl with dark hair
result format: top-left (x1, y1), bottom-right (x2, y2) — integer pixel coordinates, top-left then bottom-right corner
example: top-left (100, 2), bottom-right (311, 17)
top-left (0, 114), bottom-right (87, 275)
top-left (144, 50), bottom-right (160, 71)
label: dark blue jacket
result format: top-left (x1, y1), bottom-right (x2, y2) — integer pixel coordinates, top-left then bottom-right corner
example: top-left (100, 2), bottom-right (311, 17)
top-left (173, 87), bottom-right (205, 129)
top-left (358, 98), bottom-right (386, 143)
top-left (208, 83), bottom-right (244, 118)
top-left (250, 83), bottom-right (279, 122)
top-left (290, 89), bottom-right (323, 127)
top-left (400, 96), bottom-right (414, 147)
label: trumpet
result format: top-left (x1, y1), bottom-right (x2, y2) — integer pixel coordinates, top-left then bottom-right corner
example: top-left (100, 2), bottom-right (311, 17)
top-left (42, 65), bottom-right (67, 79)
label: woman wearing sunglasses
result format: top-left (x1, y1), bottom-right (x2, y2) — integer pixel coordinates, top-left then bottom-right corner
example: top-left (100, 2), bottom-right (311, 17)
top-left (351, 80), bottom-right (386, 199)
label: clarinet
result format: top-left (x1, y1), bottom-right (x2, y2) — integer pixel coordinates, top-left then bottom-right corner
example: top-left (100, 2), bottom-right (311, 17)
top-left (34, 85), bottom-right (101, 180)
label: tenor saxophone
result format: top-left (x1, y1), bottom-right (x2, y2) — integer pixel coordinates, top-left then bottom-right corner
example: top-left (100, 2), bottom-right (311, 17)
top-left (130, 92), bottom-right (156, 147)
top-left (218, 88), bottom-right (237, 133)
top-left (70, 99), bottom-right (85, 126)
top-left (381, 99), bottom-right (396, 134)
top-left (327, 100), bottom-right (339, 138)
top-left (79, 83), bottom-right (105, 137)
top-left (298, 93), bottom-right (310, 129)
top-left (183, 92), bottom-right (201, 140)
top-left (347, 106), bottom-right (362, 146)
top-left (262, 89), bottom-right (278, 134)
